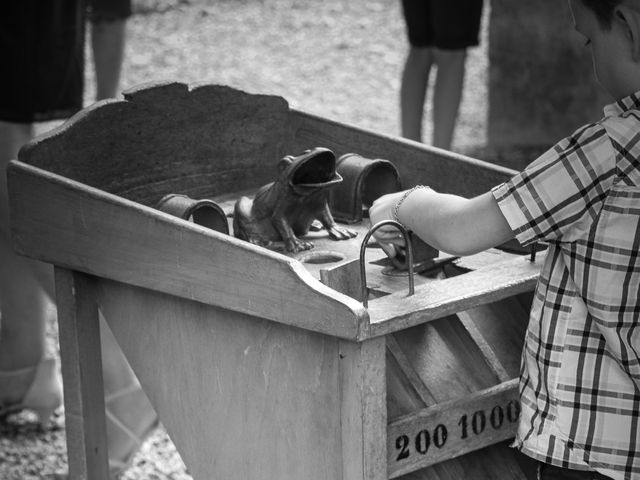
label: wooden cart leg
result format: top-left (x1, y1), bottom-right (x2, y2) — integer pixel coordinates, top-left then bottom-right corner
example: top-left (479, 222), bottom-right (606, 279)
top-left (55, 268), bottom-right (110, 480)
top-left (321, 262), bottom-right (387, 480)
top-left (339, 337), bottom-right (387, 480)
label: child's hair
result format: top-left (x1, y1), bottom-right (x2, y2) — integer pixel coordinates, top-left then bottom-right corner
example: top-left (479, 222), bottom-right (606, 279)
top-left (580, 0), bottom-right (621, 28)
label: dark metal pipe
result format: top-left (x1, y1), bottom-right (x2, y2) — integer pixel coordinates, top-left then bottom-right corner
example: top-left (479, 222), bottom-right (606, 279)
top-left (359, 220), bottom-right (415, 308)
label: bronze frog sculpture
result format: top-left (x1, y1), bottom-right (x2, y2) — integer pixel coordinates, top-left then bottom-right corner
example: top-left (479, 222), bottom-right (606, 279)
top-left (233, 147), bottom-right (357, 252)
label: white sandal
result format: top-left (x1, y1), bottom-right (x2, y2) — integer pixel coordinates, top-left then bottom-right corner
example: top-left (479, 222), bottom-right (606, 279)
top-left (0, 356), bottom-right (62, 428)
top-left (48, 383), bottom-right (159, 479)
top-left (105, 383), bottom-right (158, 478)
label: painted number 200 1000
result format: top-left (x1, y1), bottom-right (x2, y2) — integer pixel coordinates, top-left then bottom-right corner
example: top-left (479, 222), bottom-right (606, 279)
top-left (395, 400), bottom-right (520, 462)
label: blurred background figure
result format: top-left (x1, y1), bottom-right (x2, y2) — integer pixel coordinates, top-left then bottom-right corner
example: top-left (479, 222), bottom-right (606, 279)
top-left (400, 0), bottom-right (484, 150)
top-left (89, 0), bottom-right (130, 100)
top-left (0, 1), bottom-right (156, 478)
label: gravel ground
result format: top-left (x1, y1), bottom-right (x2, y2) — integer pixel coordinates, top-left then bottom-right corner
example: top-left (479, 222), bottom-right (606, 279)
top-left (0, 1), bottom-right (491, 478)
top-left (90, 0), bottom-right (490, 152)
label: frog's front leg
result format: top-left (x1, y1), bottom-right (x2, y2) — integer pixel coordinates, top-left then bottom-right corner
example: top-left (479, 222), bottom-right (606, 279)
top-left (319, 205), bottom-right (357, 241)
top-left (272, 214), bottom-right (314, 253)
top-left (327, 223), bottom-right (358, 241)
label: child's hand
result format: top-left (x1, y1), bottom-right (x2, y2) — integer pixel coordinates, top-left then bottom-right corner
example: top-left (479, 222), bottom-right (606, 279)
top-left (369, 191), bottom-right (410, 258)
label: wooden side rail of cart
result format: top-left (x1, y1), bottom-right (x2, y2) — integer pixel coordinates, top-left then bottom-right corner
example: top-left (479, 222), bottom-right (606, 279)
top-left (7, 82), bottom-right (539, 480)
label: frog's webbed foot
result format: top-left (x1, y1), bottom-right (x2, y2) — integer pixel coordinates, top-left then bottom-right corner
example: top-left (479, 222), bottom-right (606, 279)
top-left (246, 237), bottom-right (271, 248)
top-left (285, 236), bottom-right (314, 253)
top-left (327, 224), bottom-right (358, 241)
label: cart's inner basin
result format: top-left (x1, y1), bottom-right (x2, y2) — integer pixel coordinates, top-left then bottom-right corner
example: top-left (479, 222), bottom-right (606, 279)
top-left (211, 189), bottom-right (522, 300)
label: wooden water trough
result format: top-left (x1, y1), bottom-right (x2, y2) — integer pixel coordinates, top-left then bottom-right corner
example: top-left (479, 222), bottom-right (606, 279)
top-left (7, 82), bottom-right (541, 479)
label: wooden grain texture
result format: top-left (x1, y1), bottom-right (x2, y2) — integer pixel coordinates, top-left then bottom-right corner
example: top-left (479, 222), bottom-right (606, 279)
top-left (7, 161), bottom-right (368, 340)
top-left (17, 82), bottom-right (516, 210)
top-left (386, 347), bottom-right (430, 424)
top-left (389, 318), bottom-right (500, 408)
top-left (18, 82), bottom-right (292, 207)
top-left (455, 311), bottom-right (512, 383)
top-left (8, 81), bottom-right (540, 480)
top-left (367, 256), bottom-right (540, 338)
top-left (399, 442), bottom-right (535, 480)
top-left (387, 380), bottom-right (520, 478)
top-left (54, 268), bottom-right (110, 480)
top-left (385, 316), bottom-right (530, 480)
top-left (318, 229), bottom-right (532, 479)
top-left (379, 265), bottom-right (533, 479)
top-left (320, 258), bottom-right (363, 302)
top-left (456, 295), bottom-right (530, 380)
top-left (321, 259), bottom-right (388, 480)
top-left (97, 278), bottom-right (345, 480)
top-left (338, 339), bottom-right (387, 480)
top-left (288, 110), bottom-right (518, 198)
top-left (386, 335), bottom-right (435, 406)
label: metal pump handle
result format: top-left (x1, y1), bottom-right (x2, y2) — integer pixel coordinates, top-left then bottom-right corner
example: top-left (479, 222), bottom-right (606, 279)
top-left (359, 220), bottom-right (415, 308)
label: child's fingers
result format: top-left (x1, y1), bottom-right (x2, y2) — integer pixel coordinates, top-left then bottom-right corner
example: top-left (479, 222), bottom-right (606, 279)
top-left (379, 242), bottom-right (398, 258)
top-left (372, 229), bottom-right (407, 259)
top-left (372, 225), bottom-right (405, 241)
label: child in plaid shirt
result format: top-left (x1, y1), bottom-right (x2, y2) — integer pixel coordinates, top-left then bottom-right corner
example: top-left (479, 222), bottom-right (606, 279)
top-left (371, 1), bottom-right (640, 479)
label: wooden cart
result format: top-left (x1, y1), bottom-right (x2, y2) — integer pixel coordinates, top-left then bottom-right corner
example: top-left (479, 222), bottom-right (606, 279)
top-left (7, 82), bottom-right (540, 480)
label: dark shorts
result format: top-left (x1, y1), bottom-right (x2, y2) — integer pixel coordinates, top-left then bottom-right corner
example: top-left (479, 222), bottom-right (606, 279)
top-left (0, 0), bottom-right (132, 123)
top-left (537, 462), bottom-right (613, 480)
top-left (0, 1), bottom-right (85, 123)
top-left (88, 0), bottom-right (132, 23)
top-left (401, 0), bottom-right (484, 49)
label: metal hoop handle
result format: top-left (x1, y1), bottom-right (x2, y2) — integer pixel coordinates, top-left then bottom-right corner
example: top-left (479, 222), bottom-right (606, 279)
top-left (359, 220), bottom-right (415, 308)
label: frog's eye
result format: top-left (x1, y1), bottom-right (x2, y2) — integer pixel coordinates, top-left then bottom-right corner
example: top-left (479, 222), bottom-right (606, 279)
top-left (278, 156), bottom-right (293, 172)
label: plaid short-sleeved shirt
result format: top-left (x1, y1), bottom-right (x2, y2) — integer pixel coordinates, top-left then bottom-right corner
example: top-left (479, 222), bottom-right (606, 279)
top-left (492, 92), bottom-right (640, 480)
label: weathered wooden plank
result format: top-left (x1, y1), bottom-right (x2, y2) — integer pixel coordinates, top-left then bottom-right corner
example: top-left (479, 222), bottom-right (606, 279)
top-left (320, 259), bottom-right (388, 480)
top-left (97, 278), bottom-right (345, 480)
top-left (7, 80), bottom-right (540, 480)
top-left (320, 258), bottom-right (363, 302)
top-left (319, 235), bottom-right (530, 479)
top-left (8, 161), bottom-right (368, 340)
top-left (456, 295), bottom-right (530, 381)
top-left (386, 335), bottom-right (436, 406)
top-left (385, 316), bottom-right (528, 480)
top-left (289, 110), bottom-right (518, 199)
top-left (390, 318), bottom-right (501, 408)
top-left (18, 82), bottom-right (292, 207)
top-left (54, 268), bottom-right (109, 480)
top-left (387, 379), bottom-right (520, 478)
top-left (366, 256), bottom-right (540, 338)
top-left (338, 339), bottom-right (387, 480)
top-left (456, 311), bottom-right (512, 383)
top-left (386, 347), bottom-right (432, 420)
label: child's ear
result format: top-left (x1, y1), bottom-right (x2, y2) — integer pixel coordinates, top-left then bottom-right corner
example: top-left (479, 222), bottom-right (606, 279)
top-left (615, 4), bottom-right (640, 61)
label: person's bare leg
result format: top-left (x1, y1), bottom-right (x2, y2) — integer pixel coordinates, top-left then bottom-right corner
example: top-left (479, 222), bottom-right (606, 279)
top-left (0, 123), bottom-right (135, 387)
top-left (0, 121), bottom-right (155, 467)
top-left (0, 121), bottom-right (54, 406)
top-left (432, 48), bottom-right (467, 150)
top-left (0, 121), bottom-right (49, 370)
top-left (91, 19), bottom-right (126, 100)
top-left (91, 19), bottom-right (159, 455)
top-left (400, 46), bottom-right (434, 142)
top-left (0, 123), bottom-right (131, 384)
top-left (99, 314), bottom-right (157, 471)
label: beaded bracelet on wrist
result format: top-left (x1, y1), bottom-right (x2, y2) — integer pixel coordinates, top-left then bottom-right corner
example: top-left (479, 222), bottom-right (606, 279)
top-left (392, 185), bottom-right (427, 223)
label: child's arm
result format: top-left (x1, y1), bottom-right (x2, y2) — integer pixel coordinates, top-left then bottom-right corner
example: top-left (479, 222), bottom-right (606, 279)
top-left (369, 187), bottom-right (514, 256)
